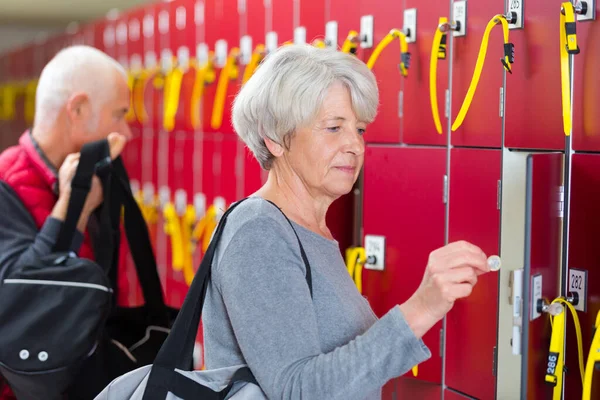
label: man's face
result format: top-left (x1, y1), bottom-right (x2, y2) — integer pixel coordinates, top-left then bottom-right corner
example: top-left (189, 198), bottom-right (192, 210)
top-left (72, 69), bottom-right (132, 151)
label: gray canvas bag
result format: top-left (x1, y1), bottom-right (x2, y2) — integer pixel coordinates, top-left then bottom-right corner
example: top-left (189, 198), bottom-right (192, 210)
top-left (95, 198), bottom-right (313, 400)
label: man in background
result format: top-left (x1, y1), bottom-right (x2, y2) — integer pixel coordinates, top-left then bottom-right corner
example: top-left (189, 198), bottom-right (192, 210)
top-left (0, 45), bottom-right (131, 399)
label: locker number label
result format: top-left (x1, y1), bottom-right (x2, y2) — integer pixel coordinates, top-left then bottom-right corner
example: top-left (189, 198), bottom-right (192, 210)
top-left (364, 235), bottom-right (385, 271)
top-left (507, 0), bottom-right (524, 29)
top-left (546, 351), bottom-right (559, 375)
top-left (568, 268), bottom-right (587, 312)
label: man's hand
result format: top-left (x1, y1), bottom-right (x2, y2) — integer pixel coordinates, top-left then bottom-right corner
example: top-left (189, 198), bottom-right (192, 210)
top-left (51, 133), bottom-right (127, 233)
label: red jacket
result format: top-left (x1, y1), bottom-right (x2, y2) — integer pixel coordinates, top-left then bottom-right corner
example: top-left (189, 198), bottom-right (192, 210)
top-left (0, 132), bottom-right (141, 398)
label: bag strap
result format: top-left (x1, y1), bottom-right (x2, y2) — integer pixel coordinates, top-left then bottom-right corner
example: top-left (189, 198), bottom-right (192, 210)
top-left (110, 158), bottom-right (170, 326)
top-left (53, 140), bottom-right (111, 252)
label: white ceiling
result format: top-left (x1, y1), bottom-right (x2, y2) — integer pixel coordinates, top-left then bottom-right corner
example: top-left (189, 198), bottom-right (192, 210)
top-left (0, 0), bottom-right (151, 26)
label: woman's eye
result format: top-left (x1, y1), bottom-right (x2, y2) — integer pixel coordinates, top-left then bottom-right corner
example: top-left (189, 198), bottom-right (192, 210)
top-left (327, 126), bottom-right (341, 132)
top-left (358, 128), bottom-right (366, 136)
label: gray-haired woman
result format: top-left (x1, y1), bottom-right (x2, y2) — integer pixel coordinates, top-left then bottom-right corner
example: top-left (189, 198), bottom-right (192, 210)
top-left (202, 44), bottom-right (490, 399)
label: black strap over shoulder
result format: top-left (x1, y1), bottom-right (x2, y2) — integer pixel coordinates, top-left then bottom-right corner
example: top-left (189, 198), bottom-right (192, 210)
top-left (54, 141), bottom-right (111, 252)
top-left (53, 139), bottom-right (170, 327)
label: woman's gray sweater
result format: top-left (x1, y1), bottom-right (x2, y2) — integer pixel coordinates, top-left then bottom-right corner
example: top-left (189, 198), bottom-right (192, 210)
top-left (202, 197), bottom-right (431, 399)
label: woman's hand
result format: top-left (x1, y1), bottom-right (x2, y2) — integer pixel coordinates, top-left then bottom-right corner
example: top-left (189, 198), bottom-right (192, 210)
top-left (399, 240), bottom-right (490, 339)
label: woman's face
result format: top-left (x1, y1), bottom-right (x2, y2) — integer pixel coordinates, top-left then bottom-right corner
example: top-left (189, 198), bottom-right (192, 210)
top-left (285, 82), bottom-right (367, 200)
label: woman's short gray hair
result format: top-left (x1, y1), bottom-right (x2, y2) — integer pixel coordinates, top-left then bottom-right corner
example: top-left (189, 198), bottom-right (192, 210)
top-left (232, 44), bottom-right (379, 169)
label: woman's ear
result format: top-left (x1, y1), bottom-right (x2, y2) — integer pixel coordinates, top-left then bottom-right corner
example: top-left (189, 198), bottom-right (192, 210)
top-left (264, 137), bottom-right (284, 158)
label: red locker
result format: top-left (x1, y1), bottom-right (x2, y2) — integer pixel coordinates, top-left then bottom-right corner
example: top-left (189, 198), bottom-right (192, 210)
top-left (358, 0), bottom-right (404, 144)
top-left (327, 0), bottom-right (362, 56)
top-left (299, 0), bottom-right (326, 44)
top-left (504, 1), bottom-right (564, 150)
top-left (395, 376), bottom-right (442, 399)
top-left (446, 148), bottom-right (500, 399)
top-left (269, 0), bottom-right (294, 43)
top-left (402, 0), bottom-right (450, 146)
top-left (564, 154), bottom-right (600, 400)
top-left (450, 0), bottom-right (504, 148)
top-left (362, 146), bottom-right (446, 384)
top-left (572, 4), bottom-right (600, 151)
top-left (522, 152), bottom-right (563, 399)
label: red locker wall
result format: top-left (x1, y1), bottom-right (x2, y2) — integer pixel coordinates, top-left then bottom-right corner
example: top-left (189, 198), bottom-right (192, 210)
top-left (362, 146), bottom-right (446, 384)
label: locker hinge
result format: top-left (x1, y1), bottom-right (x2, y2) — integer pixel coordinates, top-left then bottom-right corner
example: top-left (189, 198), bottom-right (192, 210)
top-left (499, 87), bottom-right (504, 118)
top-left (439, 328), bottom-right (445, 357)
top-left (444, 89), bottom-right (450, 119)
top-left (497, 179), bottom-right (502, 210)
top-left (492, 345), bottom-right (498, 377)
top-left (443, 175), bottom-right (449, 204)
top-left (557, 185), bottom-right (565, 218)
top-left (398, 90), bottom-right (404, 118)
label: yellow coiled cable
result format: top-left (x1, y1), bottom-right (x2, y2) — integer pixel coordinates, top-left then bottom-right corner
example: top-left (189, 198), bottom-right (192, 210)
top-left (560, 1), bottom-right (580, 136)
top-left (544, 297), bottom-right (585, 400)
top-left (163, 203), bottom-right (185, 272)
top-left (341, 30), bottom-right (360, 54)
top-left (366, 28), bottom-right (410, 76)
top-left (190, 55), bottom-right (216, 130)
top-left (242, 45), bottom-right (265, 85)
top-left (430, 17), bottom-right (449, 135)
top-left (451, 14), bottom-right (514, 131)
top-left (23, 79), bottom-right (37, 125)
top-left (163, 58), bottom-right (186, 132)
top-left (583, 310), bottom-right (600, 400)
top-left (211, 48), bottom-right (240, 130)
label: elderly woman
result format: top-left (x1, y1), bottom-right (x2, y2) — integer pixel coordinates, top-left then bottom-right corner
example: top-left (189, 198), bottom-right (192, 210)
top-left (202, 44), bottom-right (490, 399)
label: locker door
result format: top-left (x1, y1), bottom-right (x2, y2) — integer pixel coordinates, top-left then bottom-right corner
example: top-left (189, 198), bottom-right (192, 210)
top-left (496, 150), bottom-right (563, 399)
top-left (358, 0), bottom-right (404, 144)
top-left (572, 4), bottom-right (600, 151)
top-left (450, 0), bottom-right (504, 148)
top-left (504, 1), bottom-right (564, 150)
top-left (362, 146), bottom-right (446, 384)
top-left (564, 154), bottom-right (600, 399)
top-left (402, 0), bottom-right (450, 146)
top-left (445, 148), bottom-right (500, 399)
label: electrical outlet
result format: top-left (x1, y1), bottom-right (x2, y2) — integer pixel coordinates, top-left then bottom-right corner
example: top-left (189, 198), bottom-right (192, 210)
top-left (215, 39), bottom-right (228, 68)
top-left (240, 35), bottom-right (252, 65)
top-left (568, 268), bottom-right (588, 312)
top-left (530, 273), bottom-right (542, 320)
top-left (507, 0), bottom-right (524, 29)
top-left (403, 8), bottom-right (417, 43)
top-left (453, 1), bottom-right (467, 37)
top-left (294, 26), bottom-right (306, 44)
top-left (266, 31), bottom-right (278, 53)
top-left (360, 15), bottom-right (374, 48)
top-left (364, 235), bottom-right (385, 271)
top-left (577, 0), bottom-right (596, 21)
top-left (325, 21), bottom-right (338, 48)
